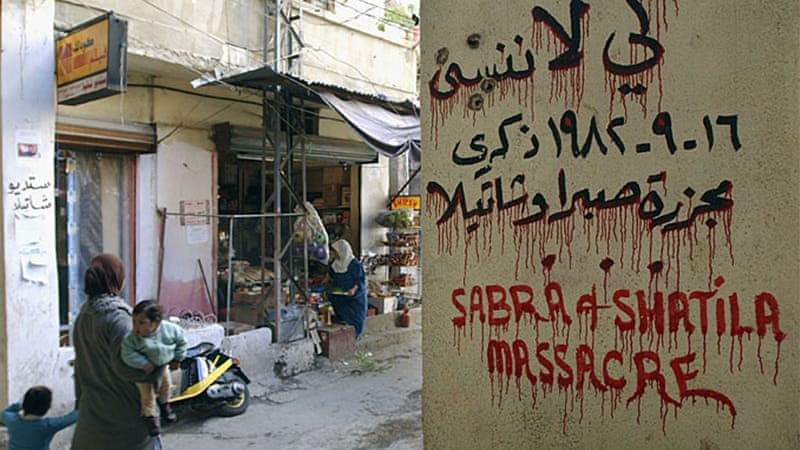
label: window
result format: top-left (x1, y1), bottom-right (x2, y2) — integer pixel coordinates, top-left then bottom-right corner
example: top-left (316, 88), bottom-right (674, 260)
top-left (305, 0), bottom-right (334, 12)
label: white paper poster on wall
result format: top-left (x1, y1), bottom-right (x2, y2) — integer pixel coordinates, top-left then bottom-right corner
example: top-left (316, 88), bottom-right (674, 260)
top-left (16, 129), bottom-right (42, 167)
top-left (179, 200), bottom-right (210, 225)
top-left (186, 225), bottom-right (209, 245)
top-left (15, 212), bottom-right (44, 245)
top-left (20, 246), bottom-right (49, 284)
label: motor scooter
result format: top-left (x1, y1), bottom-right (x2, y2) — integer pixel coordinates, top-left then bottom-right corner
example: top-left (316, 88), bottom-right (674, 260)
top-left (169, 342), bottom-right (251, 417)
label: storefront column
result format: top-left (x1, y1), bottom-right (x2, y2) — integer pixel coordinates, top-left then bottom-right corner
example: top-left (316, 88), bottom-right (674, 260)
top-left (0, 0), bottom-right (60, 405)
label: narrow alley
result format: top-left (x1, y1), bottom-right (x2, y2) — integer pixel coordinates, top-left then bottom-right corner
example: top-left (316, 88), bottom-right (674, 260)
top-left (161, 327), bottom-right (422, 450)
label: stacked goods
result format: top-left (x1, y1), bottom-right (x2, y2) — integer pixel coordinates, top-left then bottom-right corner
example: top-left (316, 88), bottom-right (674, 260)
top-left (375, 209), bottom-right (416, 229)
top-left (388, 252), bottom-right (418, 266)
top-left (383, 230), bottom-right (419, 247)
top-left (389, 273), bottom-right (414, 287)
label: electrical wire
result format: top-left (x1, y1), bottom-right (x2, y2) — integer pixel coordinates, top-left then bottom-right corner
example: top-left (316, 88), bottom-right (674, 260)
top-left (334, 0), bottom-right (417, 31)
top-left (63, 1), bottom-right (417, 122)
top-left (226, 0), bottom-right (417, 32)
top-left (304, 46), bottom-right (386, 97)
top-left (157, 96), bottom-right (245, 143)
top-left (310, 1), bottom-right (412, 32)
top-left (320, 4), bottom-right (379, 29)
top-left (126, 83), bottom-right (349, 124)
top-left (340, 0), bottom-right (418, 26)
top-left (124, 35), bottom-right (250, 87)
top-left (125, 82), bottom-right (365, 148)
top-left (138, 0), bottom-right (254, 51)
top-left (65, 0), bottom-right (416, 104)
top-left (128, 83), bottom-right (261, 106)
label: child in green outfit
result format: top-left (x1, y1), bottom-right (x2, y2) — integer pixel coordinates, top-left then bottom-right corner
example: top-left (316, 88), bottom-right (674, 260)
top-left (121, 300), bottom-right (186, 436)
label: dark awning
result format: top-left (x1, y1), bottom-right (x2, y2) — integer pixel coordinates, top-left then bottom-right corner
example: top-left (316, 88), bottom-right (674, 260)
top-left (214, 123), bottom-right (378, 164)
top-left (317, 92), bottom-right (420, 158)
top-left (203, 66), bottom-right (420, 158)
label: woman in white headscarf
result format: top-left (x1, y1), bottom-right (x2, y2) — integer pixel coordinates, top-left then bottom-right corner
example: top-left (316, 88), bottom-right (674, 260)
top-left (327, 239), bottom-right (368, 338)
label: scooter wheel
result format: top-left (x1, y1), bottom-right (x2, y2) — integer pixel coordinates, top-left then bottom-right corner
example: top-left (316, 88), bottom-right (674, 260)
top-left (217, 375), bottom-right (250, 417)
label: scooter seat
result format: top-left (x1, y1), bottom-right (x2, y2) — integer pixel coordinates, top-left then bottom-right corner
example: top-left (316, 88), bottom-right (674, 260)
top-left (185, 342), bottom-right (216, 359)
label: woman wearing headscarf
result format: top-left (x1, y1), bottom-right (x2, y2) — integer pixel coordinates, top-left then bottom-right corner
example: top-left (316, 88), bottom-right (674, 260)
top-left (327, 239), bottom-right (368, 338)
top-left (71, 253), bottom-right (158, 450)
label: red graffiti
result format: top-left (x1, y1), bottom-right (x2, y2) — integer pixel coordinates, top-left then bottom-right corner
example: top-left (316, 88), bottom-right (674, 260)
top-left (452, 280), bottom-right (785, 432)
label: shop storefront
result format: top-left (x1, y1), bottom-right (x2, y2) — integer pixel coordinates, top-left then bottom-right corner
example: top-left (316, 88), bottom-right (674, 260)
top-left (54, 115), bottom-right (156, 344)
top-left (201, 67), bottom-right (421, 341)
top-left (211, 122), bottom-right (383, 339)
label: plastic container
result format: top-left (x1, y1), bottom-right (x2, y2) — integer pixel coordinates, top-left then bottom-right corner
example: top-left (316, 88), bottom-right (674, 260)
top-left (397, 308), bottom-right (412, 328)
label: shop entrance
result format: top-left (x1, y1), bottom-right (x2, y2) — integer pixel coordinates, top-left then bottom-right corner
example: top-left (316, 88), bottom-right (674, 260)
top-left (54, 116), bottom-right (155, 346)
top-left (54, 149), bottom-right (136, 345)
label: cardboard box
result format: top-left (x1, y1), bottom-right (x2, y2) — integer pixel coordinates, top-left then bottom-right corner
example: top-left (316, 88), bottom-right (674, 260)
top-left (222, 321), bottom-right (255, 336)
top-left (232, 291), bottom-right (264, 304)
top-left (322, 183), bottom-right (340, 206)
top-left (368, 296), bottom-right (397, 314)
top-left (318, 325), bottom-right (355, 360)
top-left (322, 167), bottom-right (347, 185)
top-left (225, 302), bottom-right (266, 326)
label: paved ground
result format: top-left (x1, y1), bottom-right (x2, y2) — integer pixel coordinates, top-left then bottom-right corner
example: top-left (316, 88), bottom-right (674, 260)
top-left (160, 326), bottom-right (423, 450)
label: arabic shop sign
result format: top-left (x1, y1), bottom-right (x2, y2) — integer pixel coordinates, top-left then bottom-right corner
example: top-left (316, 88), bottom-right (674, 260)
top-left (56, 13), bottom-right (128, 105)
top-left (391, 195), bottom-right (421, 210)
top-left (8, 175), bottom-right (52, 212)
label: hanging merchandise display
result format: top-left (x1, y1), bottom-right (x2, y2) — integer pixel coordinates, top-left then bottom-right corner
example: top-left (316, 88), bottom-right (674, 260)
top-left (373, 200), bottom-right (421, 310)
top-left (375, 208), bottom-right (415, 229)
top-left (292, 201), bottom-right (329, 263)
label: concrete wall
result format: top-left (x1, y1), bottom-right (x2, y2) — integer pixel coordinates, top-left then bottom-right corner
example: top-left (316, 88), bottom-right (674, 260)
top-left (155, 132), bottom-right (216, 317)
top-left (56, 0), bottom-right (265, 74)
top-left (0, 0), bottom-right (62, 407)
top-left (56, 71), bottom-right (261, 317)
top-left (0, 0), bottom-right (416, 419)
top-left (56, 0), bottom-right (418, 102)
top-left (302, 10), bottom-right (418, 101)
top-left (421, 1), bottom-right (799, 449)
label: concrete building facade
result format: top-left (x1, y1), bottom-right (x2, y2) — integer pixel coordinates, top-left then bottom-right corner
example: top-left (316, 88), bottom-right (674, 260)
top-left (421, 1), bottom-right (799, 448)
top-left (0, 0), bottom-right (419, 419)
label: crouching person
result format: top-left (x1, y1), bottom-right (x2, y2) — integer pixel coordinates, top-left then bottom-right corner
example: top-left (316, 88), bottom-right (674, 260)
top-left (2, 385), bottom-right (78, 449)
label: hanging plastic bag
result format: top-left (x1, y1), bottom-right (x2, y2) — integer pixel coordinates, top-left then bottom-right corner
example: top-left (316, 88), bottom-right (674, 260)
top-left (375, 209), bottom-right (415, 229)
top-left (292, 201), bottom-right (329, 263)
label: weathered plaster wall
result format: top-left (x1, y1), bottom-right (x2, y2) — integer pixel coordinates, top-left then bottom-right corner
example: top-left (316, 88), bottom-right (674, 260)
top-left (155, 131), bottom-right (215, 318)
top-left (302, 11), bottom-right (418, 101)
top-left (421, 1), bottom-right (799, 449)
top-left (56, 0), bottom-right (418, 102)
top-left (56, 72), bottom-right (256, 317)
top-left (57, 72), bottom-right (264, 129)
top-left (56, 0), bottom-right (265, 74)
top-left (0, 0), bottom-right (64, 406)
